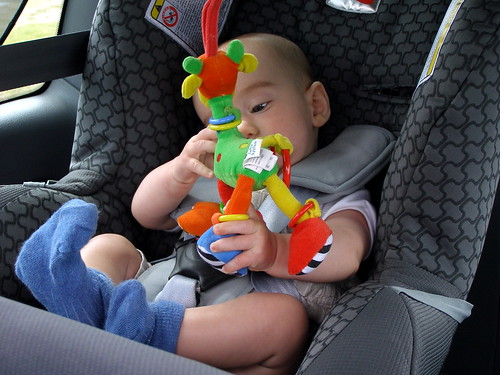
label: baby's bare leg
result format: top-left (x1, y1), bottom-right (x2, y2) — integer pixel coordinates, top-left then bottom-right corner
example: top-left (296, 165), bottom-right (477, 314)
top-left (81, 233), bottom-right (142, 284)
top-left (177, 292), bottom-right (309, 375)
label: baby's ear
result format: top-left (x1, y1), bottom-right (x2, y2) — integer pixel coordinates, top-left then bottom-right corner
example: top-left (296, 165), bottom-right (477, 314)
top-left (307, 81), bottom-right (331, 128)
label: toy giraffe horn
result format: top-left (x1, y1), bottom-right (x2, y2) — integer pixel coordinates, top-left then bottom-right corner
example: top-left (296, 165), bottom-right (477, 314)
top-left (201, 0), bottom-right (223, 57)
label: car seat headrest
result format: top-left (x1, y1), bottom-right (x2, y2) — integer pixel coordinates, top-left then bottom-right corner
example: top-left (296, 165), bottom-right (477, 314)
top-left (326, 0), bottom-right (381, 14)
top-left (145, 0), bottom-right (382, 56)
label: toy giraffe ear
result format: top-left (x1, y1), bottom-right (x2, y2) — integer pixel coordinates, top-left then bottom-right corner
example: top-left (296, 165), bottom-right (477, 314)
top-left (183, 56), bottom-right (203, 75)
top-left (182, 75), bottom-right (203, 99)
top-left (239, 53), bottom-right (258, 74)
top-left (226, 39), bottom-right (245, 64)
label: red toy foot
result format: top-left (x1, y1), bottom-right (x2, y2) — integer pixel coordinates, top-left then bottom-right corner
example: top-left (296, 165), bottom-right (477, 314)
top-left (177, 202), bottom-right (221, 237)
top-left (288, 217), bottom-right (333, 275)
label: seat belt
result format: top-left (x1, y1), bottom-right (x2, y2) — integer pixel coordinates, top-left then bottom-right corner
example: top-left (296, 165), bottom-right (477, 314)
top-left (155, 274), bottom-right (198, 307)
top-left (0, 31), bottom-right (89, 91)
top-left (257, 186), bottom-right (313, 232)
top-left (155, 186), bottom-right (316, 307)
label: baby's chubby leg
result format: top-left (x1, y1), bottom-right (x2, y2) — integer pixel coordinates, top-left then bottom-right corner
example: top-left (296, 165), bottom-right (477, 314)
top-left (81, 233), bottom-right (144, 284)
top-left (15, 199), bottom-right (113, 328)
top-left (104, 287), bottom-right (307, 374)
top-left (178, 293), bottom-right (309, 374)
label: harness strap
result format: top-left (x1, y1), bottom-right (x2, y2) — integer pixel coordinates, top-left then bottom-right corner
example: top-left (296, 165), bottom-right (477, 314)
top-left (390, 286), bottom-right (473, 323)
top-left (259, 186), bottom-right (317, 232)
top-left (159, 186), bottom-right (317, 306)
top-left (155, 274), bottom-right (198, 308)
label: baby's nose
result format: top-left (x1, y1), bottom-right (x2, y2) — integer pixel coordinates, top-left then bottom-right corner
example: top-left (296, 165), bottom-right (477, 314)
top-left (238, 120), bottom-right (258, 139)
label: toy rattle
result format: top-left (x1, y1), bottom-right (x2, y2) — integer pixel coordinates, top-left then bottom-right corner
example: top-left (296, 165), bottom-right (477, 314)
top-left (178, 0), bottom-right (333, 276)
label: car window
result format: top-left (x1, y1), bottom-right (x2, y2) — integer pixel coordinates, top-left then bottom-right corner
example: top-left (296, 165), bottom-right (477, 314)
top-left (0, 0), bottom-right (24, 39)
top-left (0, 0), bottom-right (65, 102)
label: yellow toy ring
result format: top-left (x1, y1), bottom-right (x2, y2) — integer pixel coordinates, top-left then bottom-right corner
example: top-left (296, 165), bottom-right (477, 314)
top-left (208, 120), bottom-right (240, 131)
top-left (218, 214), bottom-right (249, 222)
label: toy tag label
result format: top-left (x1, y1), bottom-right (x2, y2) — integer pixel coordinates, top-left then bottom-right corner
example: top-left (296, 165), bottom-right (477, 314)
top-left (145, 0), bottom-right (233, 56)
top-left (246, 139), bottom-right (263, 158)
top-left (244, 142), bottom-right (278, 174)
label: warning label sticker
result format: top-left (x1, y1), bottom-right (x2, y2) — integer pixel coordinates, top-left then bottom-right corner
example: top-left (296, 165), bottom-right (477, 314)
top-left (145, 0), bottom-right (233, 56)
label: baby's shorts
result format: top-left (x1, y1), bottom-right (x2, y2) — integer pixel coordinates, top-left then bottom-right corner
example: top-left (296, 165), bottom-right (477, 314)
top-left (294, 277), bottom-right (361, 323)
top-left (133, 249), bottom-right (152, 278)
top-left (133, 248), bottom-right (359, 323)
top-left (250, 272), bottom-right (361, 324)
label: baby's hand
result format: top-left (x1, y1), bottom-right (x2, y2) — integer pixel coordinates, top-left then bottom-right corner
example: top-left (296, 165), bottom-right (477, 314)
top-left (172, 128), bottom-right (217, 185)
top-left (210, 206), bottom-right (278, 274)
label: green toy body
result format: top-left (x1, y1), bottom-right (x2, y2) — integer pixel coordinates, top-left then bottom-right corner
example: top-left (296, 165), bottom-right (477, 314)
top-left (213, 125), bottom-right (278, 191)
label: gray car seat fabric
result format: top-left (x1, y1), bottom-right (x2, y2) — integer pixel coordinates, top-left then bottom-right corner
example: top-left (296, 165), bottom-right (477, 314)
top-left (297, 1), bottom-right (500, 374)
top-left (0, 296), bottom-right (230, 375)
top-left (0, 0), bottom-right (499, 374)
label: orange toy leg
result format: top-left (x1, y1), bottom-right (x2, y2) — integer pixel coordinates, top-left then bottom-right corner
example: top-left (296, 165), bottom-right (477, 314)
top-left (222, 175), bottom-right (254, 216)
top-left (177, 201), bottom-right (221, 237)
top-left (217, 179), bottom-right (234, 205)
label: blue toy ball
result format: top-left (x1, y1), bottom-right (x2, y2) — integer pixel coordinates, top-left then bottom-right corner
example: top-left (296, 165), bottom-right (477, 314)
top-left (197, 226), bottom-right (247, 276)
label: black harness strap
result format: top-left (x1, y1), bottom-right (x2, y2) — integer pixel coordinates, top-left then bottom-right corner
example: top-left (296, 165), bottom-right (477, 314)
top-left (0, 31), bottom-right (89, 92)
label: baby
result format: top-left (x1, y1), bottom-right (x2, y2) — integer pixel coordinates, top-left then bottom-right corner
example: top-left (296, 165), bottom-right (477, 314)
top-left (16, 33), bottom-right (375, 375)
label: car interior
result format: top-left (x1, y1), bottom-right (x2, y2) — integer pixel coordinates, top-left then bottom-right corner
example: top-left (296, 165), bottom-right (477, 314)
top-left (0, 0), bottom-right (498, 374)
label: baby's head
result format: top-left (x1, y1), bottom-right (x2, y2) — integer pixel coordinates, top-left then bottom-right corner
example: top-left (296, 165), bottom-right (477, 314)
top-left (236, 33), bottom-right (313, 91)
top-left (194, 33), bottom-right (331, 164)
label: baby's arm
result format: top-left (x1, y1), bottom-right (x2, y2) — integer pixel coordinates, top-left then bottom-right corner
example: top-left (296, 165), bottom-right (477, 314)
top-left (210, 208), bottom-right (371, 282)
top-left (273, 209), bottom-right (370, 282)
top-left (131, 128), bottom-right (217, 230)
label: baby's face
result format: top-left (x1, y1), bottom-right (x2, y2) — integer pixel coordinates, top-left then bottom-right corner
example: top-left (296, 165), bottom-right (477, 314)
top-left (194, 38), bottom-right (321, 166)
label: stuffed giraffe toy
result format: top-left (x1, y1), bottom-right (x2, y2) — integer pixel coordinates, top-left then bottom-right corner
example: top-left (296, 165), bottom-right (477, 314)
top-left (178, 0), bottom-right (333, 276)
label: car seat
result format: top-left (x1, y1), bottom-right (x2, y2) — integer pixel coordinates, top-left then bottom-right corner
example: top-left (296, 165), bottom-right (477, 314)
top-left (0, 0), bottom-right (498, 374)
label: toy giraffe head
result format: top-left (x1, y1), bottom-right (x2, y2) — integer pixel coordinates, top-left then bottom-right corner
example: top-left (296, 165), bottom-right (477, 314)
top-left (181, 0), bottom-right (257, 122)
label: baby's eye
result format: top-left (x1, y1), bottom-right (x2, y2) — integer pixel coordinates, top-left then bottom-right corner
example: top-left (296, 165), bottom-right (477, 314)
top-left (250, 102), bottom-right (268, 113)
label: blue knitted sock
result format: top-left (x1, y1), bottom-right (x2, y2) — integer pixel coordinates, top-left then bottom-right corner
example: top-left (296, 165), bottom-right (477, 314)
top-left (105, 280), bottom-right (185, 353)
top-left (15, 199), bottom-right (113, 328)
